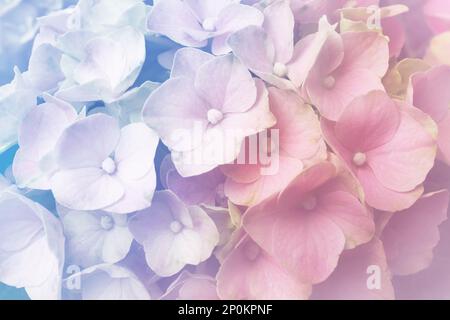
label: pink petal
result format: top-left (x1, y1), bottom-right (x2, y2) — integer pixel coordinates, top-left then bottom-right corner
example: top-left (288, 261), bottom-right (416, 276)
top-left (382, 17), bottom-right (406, 58)
top-left (356, 164), bottom-right (424, 212)
top-left (244, 163), bottom-right (369, 284)
top-left (340, 31), bottom-right (389, 77)
top-left (244, 201), bottom-right (346, 284)
top-left (334, 91), bottom-right (401, 153)
top-left (307, 67), bottom-right (385, 121)
top-left (221, 152), bottom-right (262, 184)
top-left (224, 155), bottom-right (304, 206)
top-left (312, 238), bottom-right (395, 300)
top-left (410, 65), bottom-right (450, 123)
top-left (287, 17), bottom-right (341, 87)
top-left (437, 113), bottom-right (450, 164)
top-left (316, 190), bottom-right (374, 249)
top-left (291, 0), bottom-right (347, 24)
top-left (278, 162), bottom-right (336, 206)
top-left (216, 235), bottom-right (311, 300)
top-left (270, 87), bottom-right (325, 160)
top-left (367, 103), bottom-right (437, 192)
top-left (381, 190), bottom-right (449, 276)
top-left (321, 117), bottom-right (426, 212)
top-left (392, 202), bottom-right (450, 299)
top-left (424, 0), bottom-right (450, 35)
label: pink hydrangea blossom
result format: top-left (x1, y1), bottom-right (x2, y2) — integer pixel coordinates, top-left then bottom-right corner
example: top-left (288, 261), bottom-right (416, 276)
top-left (424, 0), bottom-right (450, 35)
top-left (304, 30), bottom-right (389, 120)
top-left (408, 65), bottom-right (450, 165)
top-left (243, 162), bottom-right (375, 284)
top-left (380, 190), bottom-right (449, 276)
top-left (322, 91), bottom-right (437, 212)
top-left (222, 87), bottom-right (326, 206)
top-left (217, 234), bottom-right (312, 300)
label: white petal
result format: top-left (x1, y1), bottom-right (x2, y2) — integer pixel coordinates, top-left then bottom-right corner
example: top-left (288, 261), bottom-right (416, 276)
top-left (115, 123), bottom-right (159, 180)
top-left (102, 227), bottom-right (133, 264)
top-left (61, 209), bottom-right (106, 267)
top-left (13, 102), bottom-right (77, 189)
top-left (51, 168), bottom-right (124, 211)
top-left (0, 70), bottom-right (37, 153)
top-left (103, 169), bottom-right (156, 214)
top-left (55, 114), bottom-right (120, 170)
top-left (70, 264), bottom-right (150, 300)
top-left (0, 192), bottom-right (64, 299)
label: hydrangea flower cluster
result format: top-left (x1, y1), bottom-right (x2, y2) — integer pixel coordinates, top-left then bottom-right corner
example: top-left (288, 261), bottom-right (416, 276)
top-left (1, 0), bottom-right (450, 300)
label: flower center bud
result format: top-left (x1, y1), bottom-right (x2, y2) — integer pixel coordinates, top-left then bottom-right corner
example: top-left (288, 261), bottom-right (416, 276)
top-left (202, 18), bottom-right (217, 32)
top-left (273, 62), bottom-right (288, 78)
top-left (170, 221), bottom-right (183, 233)
top-left (301, 195), bottom-right (317, 211)
top-left (353, 152), bottom-right (367, 166)
top-left (101, 157), bottom-right (116, 174)
top-left (207, 108), bottom-right (224, 125)
top-left (244, 241), bottom-right (261, 261)
top-left (100, 215), bottom-right (114, 231)
top-left (322, 75), bottom-right (336, 89)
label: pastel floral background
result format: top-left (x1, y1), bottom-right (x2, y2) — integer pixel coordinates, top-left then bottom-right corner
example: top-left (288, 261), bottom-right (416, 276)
top-left (1, 0), bottom-right (450, 300)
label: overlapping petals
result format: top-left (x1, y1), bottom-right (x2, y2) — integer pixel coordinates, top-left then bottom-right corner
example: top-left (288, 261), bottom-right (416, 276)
top-left (0, 69), bottom-right (37, 153)
top-left (129, 191), bottom-right (220, 277)
top-left (1, 0), bottom-right (450, 301)
top-left (55, 26), bottom-right (146, 103)
top-left (143, 48), bottom-right (276, 177)
top-left (148, 0), bottom-right (264, 55)
top-left (244, 162), bottom-right (375, 284)
top-left (217, 234), bottom-right (312, 300)
top-left (162, 271), bottom-right (219, 300)
top-left (322, 91), bottom-right (437, 211)
top-left (228, 1), bottom-right (336, 90)
top-left (13, 95), bottom-right (79, 190)
top-left (381, 190), bottom-right (449, 276)
top-left (64, 264), bottom-right (150, 300)
top-left (59, 206), bottom-right (133, 268)
top-left (50, 114), bottom-right (159, 213)
top-left (222, 87), bottom-right (326, 206)
top-left (305, 30), bottom-right (389, 120)
top-left (160, 155), bottom-right (226, 207)
top-left (0, 191), bottom-right (65, 300)
top-left (408, 65), bottom-right (450, 165)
